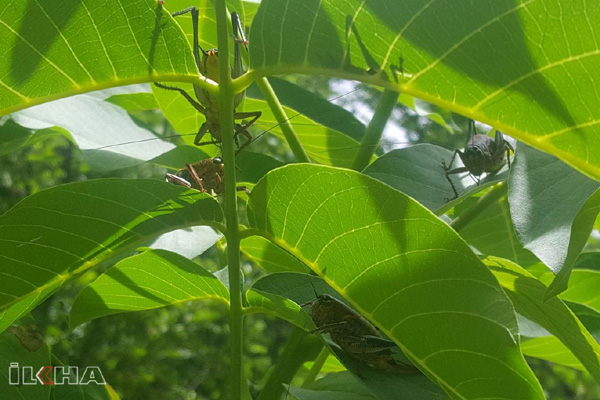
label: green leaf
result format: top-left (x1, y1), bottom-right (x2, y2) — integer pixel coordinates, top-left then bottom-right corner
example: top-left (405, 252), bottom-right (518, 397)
top-left (235, 151), bottom-right (284, 183)
top-left (244, 98), bottom-right (368, 167)
top-left (105, 92), bottom-right (158, 112)
top-left (521, 336), bottom-right (585, 371)
top-left (247, 164), bottom-right (543, 400)
top-left (485, 256), bottom-right (600, 383)
top-left (149, 145), bottom-right (210, 170)
top-left (573, 252), bottom-right (600, 272)
top-left (0, 179), bottom-right (223, 332)
top-left (246, 77), bottom-right (366, 142)
top-left (246, 273), bottom-right (318, 330)
top-left (250, 0), bottom-right (600, 181)
top-left (70, 249), bottom-right (229, 328)
top-left (150, 226), bottom-right (222, 259)
top-left (508, 144), bottom-right (600, 297)
top-left (12, 93), bottom-right (176, 171)
top-left (363, 144), bottom-right (508, 213)
top-left (0, 329), bottom-right (51, 400)
top-left (241, 237), bottom-right (307, 273)
top-left (456, 191), bottom-right (540, 267)
top-left (555, 269), bottom-right (600, 316)
top-left (0, 0), bottom-right (196, 115)
top-left (248, 273), bottom-right (448, 400)
top-left (0, 118), bottom-right (65, 156)
top-left (289, 372), bottom-right (376, 400)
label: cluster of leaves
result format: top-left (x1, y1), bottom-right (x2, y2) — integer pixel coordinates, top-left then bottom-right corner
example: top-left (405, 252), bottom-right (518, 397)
top-left (1, 0), bottom-right (600, 399)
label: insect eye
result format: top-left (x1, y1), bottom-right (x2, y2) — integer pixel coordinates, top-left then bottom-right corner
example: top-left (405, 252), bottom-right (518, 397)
top-left (464, 147), bottom-right (481, 156)
top-left (212, 157), bottom-right (223, 165)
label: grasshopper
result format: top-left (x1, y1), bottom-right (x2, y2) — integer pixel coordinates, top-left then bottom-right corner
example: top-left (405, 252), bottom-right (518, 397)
top-left (165, 157), bottom-right (250, 195)
top-left (442, 120), bottom-right (514, 200)
top-left (302, 284), bottom-right (417, 372)
top-left (155, 8), bottom-right (261, 153)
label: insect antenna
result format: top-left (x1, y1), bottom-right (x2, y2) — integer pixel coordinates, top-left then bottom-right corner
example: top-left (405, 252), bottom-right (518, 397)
top-left (91, 133), bottom-right (197, 151)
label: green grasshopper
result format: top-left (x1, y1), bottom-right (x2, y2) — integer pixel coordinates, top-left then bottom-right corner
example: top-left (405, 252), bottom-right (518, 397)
top-left (165, 157), bottom-right (250, 195)
top-left (442, 120), bottom-right (514, 199)
top-left (154, 8), bottom-right (261, 153)
top-left (302, 283), bottom-right (417, 372)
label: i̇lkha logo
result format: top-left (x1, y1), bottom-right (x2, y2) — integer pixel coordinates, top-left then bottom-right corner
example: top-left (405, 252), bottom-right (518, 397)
top-left (9, 363), bottom-right (106, 385)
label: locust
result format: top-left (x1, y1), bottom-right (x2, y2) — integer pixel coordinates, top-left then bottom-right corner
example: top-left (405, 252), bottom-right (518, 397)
top-left (165, 157), bottom-right (250, 195)
top-left (154, 8), bottom-right (261, 153)
top-left (442, 120), bottom-right (514, 200)
top-left (302, 286), bottom-right (417, 372)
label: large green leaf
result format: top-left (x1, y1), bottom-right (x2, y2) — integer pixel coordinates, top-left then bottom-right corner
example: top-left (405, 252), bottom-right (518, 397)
top-left (250, 0), bottom-right (600, 181)
top-left (0, 0), bottom-right (197, 115)
top-left (0, 179), bottom-right (222, 332)
top-left (70, 249), bottom-right (229, 328)
top-left (509, 144), bottom-right (600, 297)
top-left (485, 256), bottom-right (600, 383)
top-left (247, 164), bottom-right (543, 400)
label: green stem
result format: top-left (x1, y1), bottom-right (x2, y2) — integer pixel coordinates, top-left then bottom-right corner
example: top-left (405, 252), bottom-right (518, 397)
top-left (256, 327), bottom-right (322, 400)
top-left (301, 347), bottom-right (329, 388)
top-left (215, 2), bottom-right (245, 398)
top-left (351, 89), bottom-right (399, 171)
top-left (450, 182), bottom-right (507, 232)
top-left (256, 77), bottom-right (310, 163)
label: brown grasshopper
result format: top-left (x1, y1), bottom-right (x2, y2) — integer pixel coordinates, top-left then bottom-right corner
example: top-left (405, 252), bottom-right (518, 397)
top-left (165, 157), bottom-right (249, 195)
top-left (154, 8), bottom-right (261, 153)
top-left (302, 286), bottom-right (417, 372)
top-left (442, 120), bottom-right (513, 200)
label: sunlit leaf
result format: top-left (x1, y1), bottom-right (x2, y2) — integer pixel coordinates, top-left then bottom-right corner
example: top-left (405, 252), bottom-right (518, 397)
top-left (70, 249), bottom-right (229, 328)
top-left (509, 144), bottom-right (600, 297)
top-left (521, 336), bottom-right (585, 371)
top-left (0, 0), bottom-right (196, 115)
top-left (247, 164), bottom-right (543, 400)
top-left (456, 191), bottom-right (540, 267)
top-left (251, 0), bottom-right (600, 181)
top-left (0, 179), bottom-right (222, 332)
top-left (241, 237), bottom-right (307, 273)
top-left (12, 94), bottom-right (175, 171)
top-left (486, 256), bottom-right (600, 383)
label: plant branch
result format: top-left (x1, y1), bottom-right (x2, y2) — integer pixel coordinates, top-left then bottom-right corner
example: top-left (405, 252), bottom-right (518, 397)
top-left (301, 347), bottom-right (329, 387)
top-left (450, 182), bottom-right (508, 232)
top-left (256, 77), bottom-right (310, 163)
top-left (256, 327), bottom-right (322, 400)
top-left (215, 2), bottom-right (245, 398)
top-left (351, 89), bottom-right (399, 171)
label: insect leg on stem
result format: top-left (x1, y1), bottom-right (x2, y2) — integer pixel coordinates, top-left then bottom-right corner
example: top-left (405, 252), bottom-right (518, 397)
top-left (153, 7), bottom-right (261, 153)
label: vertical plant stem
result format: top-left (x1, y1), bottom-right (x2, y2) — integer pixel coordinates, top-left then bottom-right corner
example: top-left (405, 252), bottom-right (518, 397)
top-left (450, 182), bottom-right (507, 232)
top-left (301, 347), bottom-right (329, 387)
top-left (256, 77), bottom-right (310, 163)
top-left (256, 327), bottom-right (322, 400)
top-left (215, 1), bottom-right (244, 398)
top-left (351, 89), bottom-right (399, 171)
